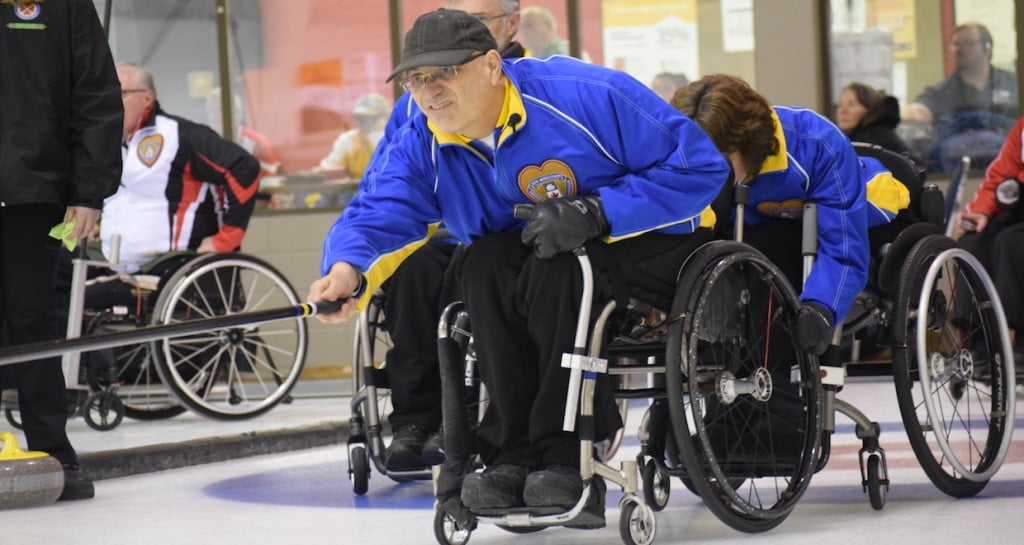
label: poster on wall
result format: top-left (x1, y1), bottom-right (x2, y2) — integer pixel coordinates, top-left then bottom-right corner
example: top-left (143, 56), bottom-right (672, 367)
top-left (721, 0), bottom-right (753, 52)
top-left (601, 0), bottom-right (698, 90)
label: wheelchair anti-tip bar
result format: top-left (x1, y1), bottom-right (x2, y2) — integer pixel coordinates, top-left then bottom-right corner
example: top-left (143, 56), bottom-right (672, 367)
top-left (0, 300), bottom-right (344, 367)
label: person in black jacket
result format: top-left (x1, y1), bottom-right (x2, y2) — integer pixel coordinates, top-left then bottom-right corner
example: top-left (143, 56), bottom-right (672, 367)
top-left (836, 82), bottom-right (916, 161)
top-left (0, 0), bottom-right (123, 501)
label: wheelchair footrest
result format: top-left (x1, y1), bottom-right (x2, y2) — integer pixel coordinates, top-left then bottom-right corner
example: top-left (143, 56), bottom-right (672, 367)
top-left (473, 506), bottom-right (563, 517)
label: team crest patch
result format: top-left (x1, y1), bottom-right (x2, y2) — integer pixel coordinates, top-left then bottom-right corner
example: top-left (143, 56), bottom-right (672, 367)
top-left (137, 134), bottom-right (164, 167)
top-left (756, 198), bottom-right (806, 219)
top-left (15, 3), bottom-right (40, 20)
top-left (518, 159), bottom-right (577, 202)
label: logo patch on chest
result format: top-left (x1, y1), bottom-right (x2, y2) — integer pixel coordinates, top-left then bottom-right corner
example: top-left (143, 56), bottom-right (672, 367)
top-left (756, 198), bottom-right (806, 219)
top-left (137, 134), bottom-right (164, 167)
top-left (14, 4), bottom-right (40, 20)
top-left (518, 159), bottom-right (577, 202)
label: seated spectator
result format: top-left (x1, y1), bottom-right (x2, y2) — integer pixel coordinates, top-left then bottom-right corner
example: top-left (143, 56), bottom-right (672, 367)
top-left (836, 82), bottom-right (915, 160)
top-left (316, 93), bottom-right (392, 179)
top-left (902, 23), bottom-right (1019, 173)
top-left (206, 87), bottom-right (284, 177)
top-left (518, 5), bottom-right (590, 61)
top-left (650, 72), bottom-right (689, 103)
top-left (78, 62), bottom-right (260, 313)
top-left (955, 114), bottom-right (1024, 380)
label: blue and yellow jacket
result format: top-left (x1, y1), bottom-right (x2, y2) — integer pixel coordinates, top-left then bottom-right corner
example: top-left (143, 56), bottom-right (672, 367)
top-left (321, 56), bottom-right (730, 308)
top-left (737, 106), bottom-right (910, 322)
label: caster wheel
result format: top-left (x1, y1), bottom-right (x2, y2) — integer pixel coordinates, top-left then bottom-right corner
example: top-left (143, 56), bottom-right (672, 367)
top-left (866, 455), bottom-right (886, 510)
top-left (434, 502), bottom-right (473, 545)
top-left (84, 391), bottom-right (124, 431)
top-left (350, 445), bottom-right (370, 495)
top-left (641, 459), bottom-right (670, 511)
top-left (619, 498), bottom-right (656, 545)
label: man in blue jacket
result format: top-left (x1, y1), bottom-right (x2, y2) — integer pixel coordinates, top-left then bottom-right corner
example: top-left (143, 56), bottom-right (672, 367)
top-left (308, 9), bottom-right (728, 521)
top-left (371, 0), bottom-right (528, 473)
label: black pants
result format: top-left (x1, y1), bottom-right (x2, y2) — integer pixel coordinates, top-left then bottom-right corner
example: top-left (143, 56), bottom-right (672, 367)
top-left (453, 229), bottom-right (712, 469)
top-left (958, 214), bottom-right (1024, 331)
top-left (0, 204), bottom-right (77, 466)
top-left (382, 239), bottom-right (459, 430)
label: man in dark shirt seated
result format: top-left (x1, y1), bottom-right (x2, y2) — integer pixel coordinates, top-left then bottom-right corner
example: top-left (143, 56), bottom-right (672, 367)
top-left (902, 23), bottom-right (1019, 173)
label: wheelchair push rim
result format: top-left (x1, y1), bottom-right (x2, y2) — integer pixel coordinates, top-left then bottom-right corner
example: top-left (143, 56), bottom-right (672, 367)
top-left (911, 247), bottom-right (1015, 483)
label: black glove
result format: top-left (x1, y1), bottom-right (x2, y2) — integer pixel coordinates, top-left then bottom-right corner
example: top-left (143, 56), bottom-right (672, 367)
top-left (518, 195), bottom-right (609, 259)
top-left (796, 301), bottom-right (833, 356)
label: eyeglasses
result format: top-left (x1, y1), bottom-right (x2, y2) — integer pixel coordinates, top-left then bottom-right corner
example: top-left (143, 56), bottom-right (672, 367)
top-left (950, 39), bottom-right (981, 50)
top-left (474, 13), bottom-right (510, 23)
top-left (121, 89), bottom-right (149, 98)
top-left (399, 54), bottom-right (483, 92)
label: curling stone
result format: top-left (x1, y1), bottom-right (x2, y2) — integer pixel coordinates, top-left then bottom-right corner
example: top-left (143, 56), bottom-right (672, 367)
top-left (0, 432), bottom-right (64, 509)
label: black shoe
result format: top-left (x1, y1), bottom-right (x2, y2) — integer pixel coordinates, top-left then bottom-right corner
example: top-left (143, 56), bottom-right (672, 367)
top-left (58, 464), bottom-right (95, 501)
top-left (421, 430), bottom-right (445, 467)
top-left (460, 464), bottom-right (529, 510)
top-left (523, 465), bottom-right (583, 508)
top-left (384, 423), bottom-right (430, 471)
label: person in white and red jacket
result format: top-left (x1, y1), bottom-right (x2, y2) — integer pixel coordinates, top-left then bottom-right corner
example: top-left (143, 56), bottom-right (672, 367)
top-left (77, 62), bottom-right (260, 313)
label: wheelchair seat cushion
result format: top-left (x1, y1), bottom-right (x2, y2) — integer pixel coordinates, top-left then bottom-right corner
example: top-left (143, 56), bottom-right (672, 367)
top-left (875, 222), bottom-right (941, 296)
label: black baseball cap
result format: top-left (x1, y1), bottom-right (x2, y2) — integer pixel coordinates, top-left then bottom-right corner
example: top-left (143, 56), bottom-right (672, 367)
top-left (386, 9), bottom-right (499, 83)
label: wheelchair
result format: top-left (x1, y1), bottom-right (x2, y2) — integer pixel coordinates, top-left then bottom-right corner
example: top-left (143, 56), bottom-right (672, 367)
top-left (432, 238), bottom-right (821, 545)
top-left (828, 143), bottom-right (1016, 501)
top-left (2, 241), bottom-right (310, 430)
top-left (346, 287), bottom-right (433, 494)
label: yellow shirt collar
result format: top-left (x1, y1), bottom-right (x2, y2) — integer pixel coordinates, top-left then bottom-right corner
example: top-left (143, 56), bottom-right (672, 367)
top-left (757, 109), bottom-right (789, 174)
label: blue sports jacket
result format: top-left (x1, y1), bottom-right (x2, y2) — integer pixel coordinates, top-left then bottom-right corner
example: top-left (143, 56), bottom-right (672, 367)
top-left (738, 107), bottom-right (910, 322)
top-left (321, 56), bottom-right (730, 308)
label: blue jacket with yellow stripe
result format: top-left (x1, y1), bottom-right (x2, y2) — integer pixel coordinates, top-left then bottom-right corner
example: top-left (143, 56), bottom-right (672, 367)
top-left (738, 106), bottom-right (910, 323)
top-left (321, 56), bottom-right (730, 308)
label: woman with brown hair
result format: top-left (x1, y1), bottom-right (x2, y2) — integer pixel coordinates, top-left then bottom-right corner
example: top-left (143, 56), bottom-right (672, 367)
top-left (837, 82), bottom-right (915, 159)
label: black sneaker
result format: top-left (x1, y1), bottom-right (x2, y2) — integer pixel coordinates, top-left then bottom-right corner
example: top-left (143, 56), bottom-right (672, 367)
top-left (421, 430), bottom-right (445, 467)
top-left (58, 464), bottom-right (95, 501)
top-left (523, 465), bottom-right (583, 508)
top-left (460, 464), bottom-right (529, 510)
top-left (384, 423), bottom-right (430, 471)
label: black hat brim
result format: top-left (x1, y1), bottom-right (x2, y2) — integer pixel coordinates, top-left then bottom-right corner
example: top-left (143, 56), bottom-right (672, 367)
top-left (386, 49), bottom-right (480, 83)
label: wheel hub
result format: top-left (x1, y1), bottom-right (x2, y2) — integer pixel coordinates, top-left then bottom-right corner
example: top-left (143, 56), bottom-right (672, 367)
top-left (715, 367), bottom-right (773, 404)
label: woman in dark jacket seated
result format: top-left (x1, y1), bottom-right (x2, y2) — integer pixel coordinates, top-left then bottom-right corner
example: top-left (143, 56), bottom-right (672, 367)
top-left (836, 82), bottom-right (917, 161)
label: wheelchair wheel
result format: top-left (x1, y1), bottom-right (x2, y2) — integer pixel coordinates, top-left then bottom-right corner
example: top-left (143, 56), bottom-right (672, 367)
top-left (434, 502), bottom-right (473, 545)
top-left (665, 241), bottom-right (821, 533)
top-left (150, 253), bottom-right (308, 419)
top-left (83, 390), bottom-right (125, 431)
top-left (84, 312), bottom-right (185, 420)
top-left (891, 235), bottom-right (1016, 497)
